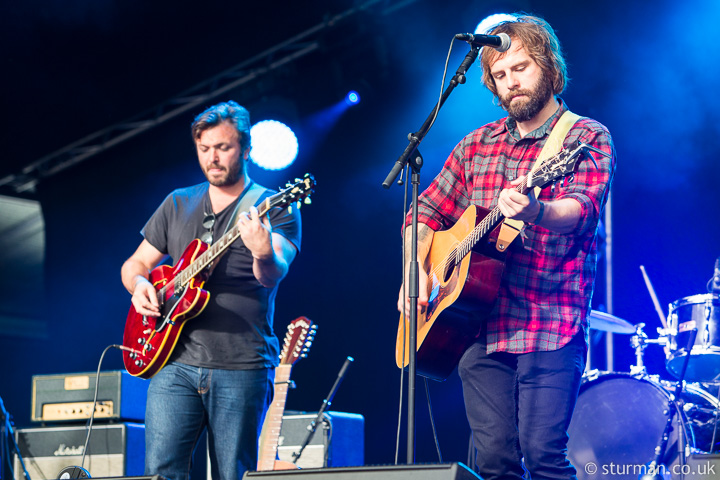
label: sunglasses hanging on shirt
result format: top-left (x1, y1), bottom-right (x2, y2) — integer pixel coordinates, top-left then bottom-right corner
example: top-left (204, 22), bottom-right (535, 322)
top-left (201, 213), bottom-right (216, 245)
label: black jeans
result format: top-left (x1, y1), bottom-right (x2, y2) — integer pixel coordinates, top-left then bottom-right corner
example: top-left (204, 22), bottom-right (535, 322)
top-left (458, 332), bottom-right (586, 480)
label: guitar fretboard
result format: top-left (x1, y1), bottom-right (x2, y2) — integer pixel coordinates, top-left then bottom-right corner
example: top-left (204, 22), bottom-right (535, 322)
top-left (452, 177), bottom-right (530, 265)
top-left (155, 196), bottom-right (279, 302)
top-left (440, 143), bottom-right (585, 273)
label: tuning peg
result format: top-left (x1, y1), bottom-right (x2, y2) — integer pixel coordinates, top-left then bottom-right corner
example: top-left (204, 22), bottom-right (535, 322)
top-left (304, 197), bottom-right (311, 205)
top-left (551, 181), bottom-right (557, 194)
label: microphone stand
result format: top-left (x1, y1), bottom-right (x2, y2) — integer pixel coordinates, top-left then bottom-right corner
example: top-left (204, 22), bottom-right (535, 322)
top-left (291, 356), bottom-right (353, 465)
top-left (382, 44), bottom-right (480, 464)
top-left (0, 396), bottom-right (31, 480)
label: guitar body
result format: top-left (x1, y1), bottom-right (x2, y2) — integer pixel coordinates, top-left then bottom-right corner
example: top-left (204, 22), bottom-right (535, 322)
top-left (122, 239), bottom-right (211, 378)
top-left (396, 205), bottom-right (506, 381)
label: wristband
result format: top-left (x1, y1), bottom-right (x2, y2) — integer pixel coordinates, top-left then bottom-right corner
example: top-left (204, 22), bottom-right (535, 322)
top-left (531, 201), bottom-right (545, 226)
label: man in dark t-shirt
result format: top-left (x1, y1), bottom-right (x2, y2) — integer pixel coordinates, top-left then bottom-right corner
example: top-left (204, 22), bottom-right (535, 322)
top-left (121, 101), bottom-right (301, 480)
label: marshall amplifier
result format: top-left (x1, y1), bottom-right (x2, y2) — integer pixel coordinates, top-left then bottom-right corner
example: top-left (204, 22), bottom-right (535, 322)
top-left (13, 422), bottom-right (145, 480)
top-left (277, 411), bottom-right (364, 469)
top-left (31, 370), bottom-right (148, 422)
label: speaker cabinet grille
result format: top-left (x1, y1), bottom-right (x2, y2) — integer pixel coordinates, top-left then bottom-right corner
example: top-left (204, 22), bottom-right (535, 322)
top-left (13, 423), bottom-right (145, 480)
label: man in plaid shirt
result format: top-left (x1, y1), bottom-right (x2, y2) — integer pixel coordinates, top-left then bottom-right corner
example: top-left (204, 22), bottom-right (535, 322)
top-left (397, 15), bottom-right (615, 480)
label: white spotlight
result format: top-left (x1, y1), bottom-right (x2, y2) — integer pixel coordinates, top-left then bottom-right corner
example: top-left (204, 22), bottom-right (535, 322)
top-left (475, 13), bottom-right (517, 35)
top-left (250, 120), bottom-right (299, 171)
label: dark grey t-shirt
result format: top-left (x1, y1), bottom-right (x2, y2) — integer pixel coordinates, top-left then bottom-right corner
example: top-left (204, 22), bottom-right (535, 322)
top-left (141, 181), bottom-right (301, 369)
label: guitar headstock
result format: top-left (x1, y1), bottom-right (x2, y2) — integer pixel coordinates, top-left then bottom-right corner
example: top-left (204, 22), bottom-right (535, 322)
top-left (527, 142), bottom-right (607, 190)
top-left (267, 173), bottom-right (316, 213)
top-left (279, 316), bottom-right (317, 366)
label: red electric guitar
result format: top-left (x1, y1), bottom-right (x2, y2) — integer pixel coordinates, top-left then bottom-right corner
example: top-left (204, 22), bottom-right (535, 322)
top-left (257, 316), bottom-right (316, 471)
top-left (122, 174), bottom-right (315, 378)
top-left (396, 143), bottom-right (607, 380)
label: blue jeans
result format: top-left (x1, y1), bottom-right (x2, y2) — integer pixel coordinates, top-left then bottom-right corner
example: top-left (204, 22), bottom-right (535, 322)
top-left (458, 332), bottom-right (586, 480)
top-left (144, 362), bottom-right (274, 480)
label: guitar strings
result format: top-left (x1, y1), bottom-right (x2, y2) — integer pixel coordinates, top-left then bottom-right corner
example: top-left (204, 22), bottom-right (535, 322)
top-left (426, 148), bottom-right (572, 283)
top-left (154, 199), bottom-right (279, 299)
top-left (425, 163), bottom-right (546, 283)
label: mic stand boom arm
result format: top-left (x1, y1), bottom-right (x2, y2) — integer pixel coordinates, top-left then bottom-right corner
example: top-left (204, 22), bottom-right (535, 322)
top-left (382, 45), bottom-right (480, 189)
top-left (291, 356), bottom-right (354, 465)
top-left (381, 45), bottom-right (480, 465)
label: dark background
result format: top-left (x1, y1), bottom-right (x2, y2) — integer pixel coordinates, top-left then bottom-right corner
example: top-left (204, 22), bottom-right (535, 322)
top-left (1, 0), bottom-right (719, 471)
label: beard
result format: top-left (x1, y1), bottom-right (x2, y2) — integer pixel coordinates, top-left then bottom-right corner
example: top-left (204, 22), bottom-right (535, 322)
top-left (204, 159), bottom-right (243, 187)
top-left (499, 70), bottom-right (554, 123)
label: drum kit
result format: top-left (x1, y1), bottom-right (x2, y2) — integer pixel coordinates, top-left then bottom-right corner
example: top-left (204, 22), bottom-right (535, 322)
top-left (568, 293), bottom-right (720, 480)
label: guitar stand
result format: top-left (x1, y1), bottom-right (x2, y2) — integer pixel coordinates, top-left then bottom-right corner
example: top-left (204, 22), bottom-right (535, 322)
top-left (0, 396), bottom-right (31, 480)
top-left (640, 328), bottom-right (698, 480)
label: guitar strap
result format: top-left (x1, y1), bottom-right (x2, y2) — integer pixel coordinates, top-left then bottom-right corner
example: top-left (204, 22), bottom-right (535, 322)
top-left (495, 110), bottom-right (581, 252)
top-left (207, 181), bottom-right (269, 275)
top-left (225, 181), bottom-right (269, 235)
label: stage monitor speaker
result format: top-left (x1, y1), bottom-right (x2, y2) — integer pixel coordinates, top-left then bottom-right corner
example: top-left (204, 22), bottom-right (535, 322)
top-left (683, 453), bottom-right (720, 479)
top-left (13, 422), bottom-right (145, 480)
top-left (244, 463), bottom-right (481, 480)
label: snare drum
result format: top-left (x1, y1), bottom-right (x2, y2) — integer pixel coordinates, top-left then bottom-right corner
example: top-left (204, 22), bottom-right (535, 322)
top-left (567, 372), bottom-right (720, 480)
top-left (666, 293), bottom-right (720, 382)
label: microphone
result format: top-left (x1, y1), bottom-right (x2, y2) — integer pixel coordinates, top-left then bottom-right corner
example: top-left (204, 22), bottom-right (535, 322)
top-left (455, 32), bottom-right (511, 52)
top-left (712, 256), bottom-right (720, 293)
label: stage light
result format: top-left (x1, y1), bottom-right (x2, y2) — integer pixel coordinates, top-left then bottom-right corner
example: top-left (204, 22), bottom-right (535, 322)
top-left (345, 90), bottom-right (361, 106)
top-left (474, 13), bottom-right (517, 35)
top-left (249, 120), bottom-right (298, 171)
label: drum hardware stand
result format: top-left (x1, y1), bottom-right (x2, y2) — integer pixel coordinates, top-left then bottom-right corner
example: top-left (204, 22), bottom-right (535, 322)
top-left (642, 329), bottom-right (698, 480)
top-left (630, 323), bottom-right (669, 377)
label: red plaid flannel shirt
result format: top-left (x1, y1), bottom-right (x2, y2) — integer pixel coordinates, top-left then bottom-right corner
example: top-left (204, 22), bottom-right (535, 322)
top-left (407, 101), bottom-right (616, 354)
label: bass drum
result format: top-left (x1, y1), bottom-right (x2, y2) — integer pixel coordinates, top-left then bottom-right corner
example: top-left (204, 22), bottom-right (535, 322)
top-left (567, 372), bottom-right (720, 480)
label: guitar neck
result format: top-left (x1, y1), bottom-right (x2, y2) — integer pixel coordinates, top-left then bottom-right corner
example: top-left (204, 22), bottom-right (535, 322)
top-left (170, 198), bottom-right (275, 292)
top-left (456, 178), bottom-right (529, 259)
top-left (257, 364), bottom-right (292, 471)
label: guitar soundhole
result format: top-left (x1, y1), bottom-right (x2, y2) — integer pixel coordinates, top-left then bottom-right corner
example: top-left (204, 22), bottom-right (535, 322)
top-left (443, 261), bottom-right (456, 283)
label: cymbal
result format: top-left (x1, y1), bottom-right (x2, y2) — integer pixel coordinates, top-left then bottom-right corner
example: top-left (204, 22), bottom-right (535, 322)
top-left (588, 310), bottom-right (635, 334)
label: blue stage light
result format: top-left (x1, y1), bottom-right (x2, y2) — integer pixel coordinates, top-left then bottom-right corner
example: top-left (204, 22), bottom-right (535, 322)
top-left (345, 90), bottom-right (361, 106)
top-left (249, 120), bottom-right (298, 171)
